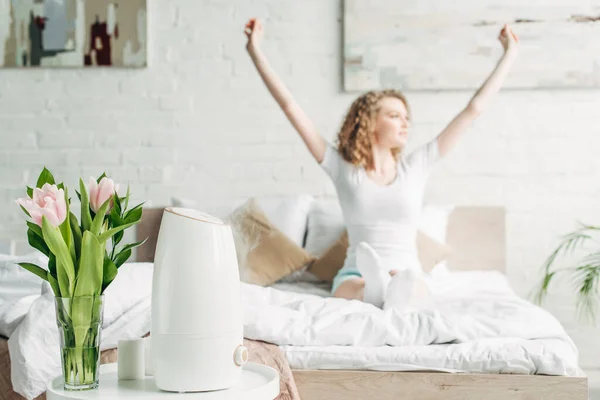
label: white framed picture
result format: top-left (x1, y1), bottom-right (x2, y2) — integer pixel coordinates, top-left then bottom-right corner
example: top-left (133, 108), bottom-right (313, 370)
top-left (344, 0), bottom-right (600, 91)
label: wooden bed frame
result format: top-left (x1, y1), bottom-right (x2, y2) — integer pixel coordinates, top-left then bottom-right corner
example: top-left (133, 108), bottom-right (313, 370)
top-left (136, 206), bottom-right (588, 400)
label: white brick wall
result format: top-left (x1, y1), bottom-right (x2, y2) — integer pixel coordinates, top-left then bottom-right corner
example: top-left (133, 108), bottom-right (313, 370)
top-left (1, 0), bottom-right (600, 367)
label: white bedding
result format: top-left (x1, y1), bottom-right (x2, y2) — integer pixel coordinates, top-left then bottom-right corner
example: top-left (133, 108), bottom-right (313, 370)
top-left (245, 270), bottom-right (582, 376)
top-left (1, 264), bottom-right (582, 400)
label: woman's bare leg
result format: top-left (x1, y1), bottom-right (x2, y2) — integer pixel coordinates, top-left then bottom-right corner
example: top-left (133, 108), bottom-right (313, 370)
top-left (333, 277), bottom-right (365, 301)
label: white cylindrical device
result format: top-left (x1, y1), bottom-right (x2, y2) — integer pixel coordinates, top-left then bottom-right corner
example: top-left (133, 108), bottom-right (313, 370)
top-left (151, 207), bottom-right (247, 392)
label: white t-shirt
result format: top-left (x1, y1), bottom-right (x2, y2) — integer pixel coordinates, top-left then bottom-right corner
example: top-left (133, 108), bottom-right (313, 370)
top-left (319, 140), bottom-right (440, 273)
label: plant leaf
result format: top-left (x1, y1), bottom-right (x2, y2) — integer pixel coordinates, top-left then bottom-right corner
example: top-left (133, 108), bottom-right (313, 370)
top-left (116, 239), bottom-right (147, 258)
top-left (59, 187), bottom-right (74, 264)
top-left (124, 202), bottom-right (144, 221)
top-left (113, 249), bottom-right (132, 269)
top-left (97, 222), bottom-right (137, 243)
top-left (48, 253), bottom-right (57, 278)
top-left (90, 198), bottom-right (111, 237)
top-left (102, 257), bottom-right (118, 293)
top-left (42, 216), bottom-right (75, 298)
top-left (27, 228), bottom-right (49, 257)
top-left (122, 185), bottom-right (131, 212)
top-left (113, 192), bottom-right (122, 216)
top-left (18, 263), bottom-right (48, 282)
top-left (572, 263), bottom-right (600, 323)
top-left (79, 178), bottom-right (92, 231)
top-left (47, 273), bottom-right (61, 297)
top-left (74, 231), bottom-right (104, 297)
top-left (125, 206), bottom-right (143, 224)
top-left (19, 204), bottom-right (31, 218)
top-left (69, 212), bottom-right (82, 269)
top-left (36, 167), bottom-right (56, 188)
top-left (27, 221), bottom-right (43, 237)
top-left (96, 172), bottom-right (107, 184)
top-left (26, 186), bottom-right (34, 198)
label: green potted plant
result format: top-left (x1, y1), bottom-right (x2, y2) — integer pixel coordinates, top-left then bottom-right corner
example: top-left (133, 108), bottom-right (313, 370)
top-left (15, 168), bottom-right (146, 390)
top-left (534, 222), bottom-right (600, 322)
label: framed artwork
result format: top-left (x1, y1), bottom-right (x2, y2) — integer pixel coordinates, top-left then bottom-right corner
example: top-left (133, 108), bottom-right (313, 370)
top-left (344, 0), bottom-right (600, 91)
top-left (0, 0), bottom-right (147, 68)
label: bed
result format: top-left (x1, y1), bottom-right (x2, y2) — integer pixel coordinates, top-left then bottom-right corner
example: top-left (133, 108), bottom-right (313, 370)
top-left (135, 206), bottom-right (588, 400)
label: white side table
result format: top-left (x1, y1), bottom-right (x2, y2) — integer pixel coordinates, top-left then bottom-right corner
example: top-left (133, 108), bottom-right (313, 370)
top-left (46, 363), bottom-right (280, 400)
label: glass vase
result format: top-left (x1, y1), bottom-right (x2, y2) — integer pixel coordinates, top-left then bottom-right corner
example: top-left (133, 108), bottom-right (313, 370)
top-left (54, 295), bottom-right (104, 390)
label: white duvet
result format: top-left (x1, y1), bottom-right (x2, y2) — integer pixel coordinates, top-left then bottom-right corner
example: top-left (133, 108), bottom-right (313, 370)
top-left (248, 270), bottom-right (581, 376)
top-left (2, 264), bottom-right (582, 400)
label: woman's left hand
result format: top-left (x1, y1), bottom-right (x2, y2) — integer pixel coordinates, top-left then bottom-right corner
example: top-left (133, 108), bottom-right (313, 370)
top-left (498, 24), bottom-right (519, 54)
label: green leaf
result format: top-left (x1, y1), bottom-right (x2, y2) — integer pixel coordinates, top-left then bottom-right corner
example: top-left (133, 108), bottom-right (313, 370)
top-left (42, 216), bottom-right (75, 298)
top-left (532, 271), bottom-right (556, 305)
top-left (59, 187), bottom-right (74, 263)
top-left (97, 173), bottom-right (107, 184)
top-left (27, 228), bottom-right (50, 257)
top-left (79, 179), bottom-right (92, 231)
top-left (69, 213), bottom-right (82, 263)
top-left (114, 231), bottom-right (124, 248)
top-left (48, 253), bottom-right (57, 278)
top-left (36, 167), bottom-right (56, 188)
top-left (572, 263), bottom-right (600, 323)
top-left (110, 204), bottom-right (126, 252)
top-left (27, 221), bottom-right (43, 237)
top-left (109, 206), bottom-right (125, 227)
top-left (113, 249), bottom-right (132, 269)
top-left (18, 263), bottom-right (48, 282)
top-left (102, 257), bottom-right (118, 292)
top-left (97, 222), bottom-right (137, 243)
top-left (74, 231), bottom-right (104, 297)
top-left (123, 185), bottom-right (131, 211)
top-left (90, 198), bottom-right (111, 237)
top-left (125, 206), bottom-right (143, 224)
top-left (47, 273), bottom-right (61, 297)
top-left (26, 186), bottom-right (34, 198)
top-left (19, 204), bottom-right (31, 218)
top-left (75, 190), bottom-right (81, 201)
top-left (113, 192), bottom-right (122, 216)
top-left (117, 238), bottom-right (147, 257)
top-left (124, 202), bottom-right (144, 221)
top-left (57, 182), bottom-right (64, 190)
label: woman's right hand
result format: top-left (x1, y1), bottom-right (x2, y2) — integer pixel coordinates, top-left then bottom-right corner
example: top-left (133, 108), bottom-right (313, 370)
top-left (244, 18), bottom-right (264, 51)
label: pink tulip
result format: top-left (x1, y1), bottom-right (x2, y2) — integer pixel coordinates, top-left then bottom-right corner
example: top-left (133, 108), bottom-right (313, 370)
top-left (88, 177), bottom-right (119, 213)
top-left (16, 184), bottom-right (67, 228)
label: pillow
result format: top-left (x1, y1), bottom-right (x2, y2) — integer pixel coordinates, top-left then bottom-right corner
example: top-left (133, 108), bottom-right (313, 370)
top-left (307, 231), bottom-right (349, 281)
top-left (304, 198), bottom-right (345, 257)
top-left (0, 253), bottom-right (48, 305)
top-left (226, 200), bottom-right (315, 286)
top-left (304, 199), bottom-right (454, 257)
top-left (172, 195), bottom-right (314, 247)
top-left (420, 205), bottom-right (454, 244)
top-left (254, 195), bottom-right (314, 247)
top-left (308, 230), bottom-right (452, 281)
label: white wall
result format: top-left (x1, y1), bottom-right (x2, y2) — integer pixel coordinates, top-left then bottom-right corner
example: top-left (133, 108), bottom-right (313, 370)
top-left (1, 0), bottom-right (599, 367)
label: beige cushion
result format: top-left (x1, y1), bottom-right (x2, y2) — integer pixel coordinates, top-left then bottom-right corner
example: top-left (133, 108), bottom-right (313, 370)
top-left (227, 200), bottom-right (315, 286)
top-left (308, 230), bottom-right (452, 281)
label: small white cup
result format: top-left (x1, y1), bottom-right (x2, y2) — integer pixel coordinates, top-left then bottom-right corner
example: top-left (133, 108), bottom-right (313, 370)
top-left (117, 338), bottom-right (145, 380)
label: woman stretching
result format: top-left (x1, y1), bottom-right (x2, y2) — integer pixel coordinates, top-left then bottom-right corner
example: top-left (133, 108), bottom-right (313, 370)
top-left (245, 18), bottom-right (519, 309)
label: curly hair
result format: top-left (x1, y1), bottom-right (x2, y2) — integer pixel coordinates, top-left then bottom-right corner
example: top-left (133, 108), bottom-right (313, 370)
top-left (337, 90), bottom-right (410, 169)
